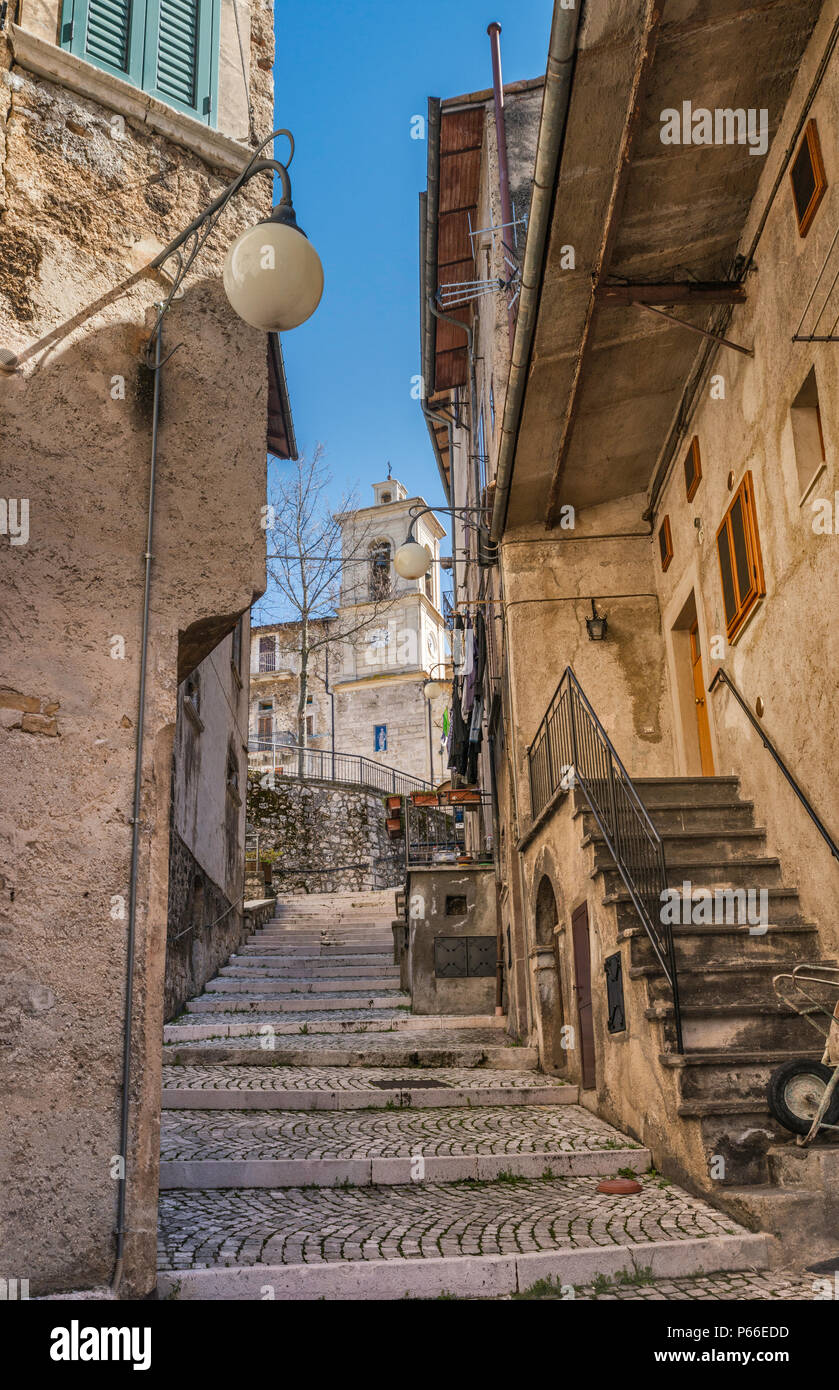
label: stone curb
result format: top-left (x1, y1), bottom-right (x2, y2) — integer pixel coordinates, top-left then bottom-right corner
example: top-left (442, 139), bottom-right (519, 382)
top-left (157, 1233), bottom-right (770, 1300)
top-left (158, 1146), bottom-right (651, 1188)
top-left (161, 1084), bottom-right (580, 1111)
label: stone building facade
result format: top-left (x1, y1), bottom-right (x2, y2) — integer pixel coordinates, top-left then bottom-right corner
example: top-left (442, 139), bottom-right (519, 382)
top-left (421, 0), bottom-right (839, 1256)
top-left (248, 477), bottom-right (451, 786)
top-left (0, 0), bottom-right (289, 1296)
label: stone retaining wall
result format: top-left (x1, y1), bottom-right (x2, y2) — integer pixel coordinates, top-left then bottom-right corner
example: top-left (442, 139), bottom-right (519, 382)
top-left (246, 775), bottom-right (404, 895)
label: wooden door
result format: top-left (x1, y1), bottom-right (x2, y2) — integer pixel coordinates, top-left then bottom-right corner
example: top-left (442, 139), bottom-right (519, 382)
top-left (690, 621), bottom-right (714, 775)
top-left (571, 903), bottom-right (596, 1090)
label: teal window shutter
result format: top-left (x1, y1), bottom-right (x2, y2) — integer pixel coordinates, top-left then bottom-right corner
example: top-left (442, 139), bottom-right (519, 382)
top-left (59, 0), bottom-right (220, 127)
top-left (61, 0), bottom-right (145, 85)
top-left (143, 0), bottom-right (220, 124)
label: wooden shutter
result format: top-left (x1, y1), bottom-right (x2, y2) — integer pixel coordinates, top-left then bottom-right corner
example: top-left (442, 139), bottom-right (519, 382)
top-left (143, 0), bottom-right (219, 122)
top-left (62, 0), bottom-right (145, 84)
top-left (60, 0), bottom-right (219, 126)
top-left (716, 471), bottom-right (766, 639)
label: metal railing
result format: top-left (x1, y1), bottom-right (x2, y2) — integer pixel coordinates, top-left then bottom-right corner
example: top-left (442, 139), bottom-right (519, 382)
top-left (528, 667), bottom-right (683, 1052)
top-left (248, 741), bottom-right (433, 796)
top-left (709, 668), bottom-right (839, 863)
top-left (405, 793), bottom-right (493, 868)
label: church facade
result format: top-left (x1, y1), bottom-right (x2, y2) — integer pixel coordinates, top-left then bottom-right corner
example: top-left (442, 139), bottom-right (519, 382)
top-left (249, 477), bottom-right (451, 786)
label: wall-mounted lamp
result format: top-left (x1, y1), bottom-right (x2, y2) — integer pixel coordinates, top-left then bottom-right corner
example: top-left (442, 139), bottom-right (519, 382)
top-left (585, 598), bottom-right (608, 641)
top-left (394, 504), bottom-right (490, 579)
top-left (422, 663), bottom-right (450, 700)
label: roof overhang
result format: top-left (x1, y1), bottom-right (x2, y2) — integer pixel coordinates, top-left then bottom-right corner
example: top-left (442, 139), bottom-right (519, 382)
top-left (267, 332), bottom-right (298, 461)
top-left (500, 0), bottom-right (823, 530)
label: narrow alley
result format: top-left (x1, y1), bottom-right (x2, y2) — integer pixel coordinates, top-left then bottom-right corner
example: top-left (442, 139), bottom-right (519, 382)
top-left (156, 888), bottom-right (814, 1300)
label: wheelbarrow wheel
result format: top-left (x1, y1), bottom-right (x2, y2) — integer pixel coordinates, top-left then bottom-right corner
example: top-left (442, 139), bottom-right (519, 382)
top-left (767, 1059), bottom-right (839, 1136)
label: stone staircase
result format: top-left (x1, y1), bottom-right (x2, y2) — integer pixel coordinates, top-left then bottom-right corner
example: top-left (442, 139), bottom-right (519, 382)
top-left (576, 775), bottom-right (839, 1261)
top-left (157, 886), bottom-right (771, 1299)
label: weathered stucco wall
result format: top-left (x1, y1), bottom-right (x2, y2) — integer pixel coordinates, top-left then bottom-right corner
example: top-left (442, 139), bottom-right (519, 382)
top-left (246, 775), bottom-right (405, 895)
top-left (0, 9), bottom-right (273, 1296)
top-left (649, 3), bottom-right (839, 948)
top-left (166, 622), bottom-right (250, 1019)
top-left (406, 866), bottom-right (497, 1015)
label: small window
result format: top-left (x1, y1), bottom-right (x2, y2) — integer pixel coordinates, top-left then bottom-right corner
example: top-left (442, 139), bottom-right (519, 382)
top-left (305, 714), bottom-right (315, 737)
top-left (380, 492), bottom-right (392, 504)
top-left (445, 895), bottom-right (467, 916)
top-left (790, 367), bottom-right (826, 499)
top-left (684, 436), bottom-right (702, 502)
top-left (790, 119), bottom-right (827, 237)
top-left (716, 471), bottom-right (765, 640)
top-left (374, 724), bottom-right (387, 753)
top-left (658, 515), bottom-right (673, 572)
top-left (369, 541), bottom-right (392, 600)
top-left (258, 635), bottom-right (276, 672)
top-left (185, 675), bottom-right (200, 715)
top-left (60, 0), bottom-right (220, 125)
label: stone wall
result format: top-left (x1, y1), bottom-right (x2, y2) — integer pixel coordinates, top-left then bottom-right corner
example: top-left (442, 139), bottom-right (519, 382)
top-left (0, 3), bottom-right (274, 1298)
top-left (165, 830), bottom-right (242, 1022)
top-left (247, 774), bottom-right (405, 894)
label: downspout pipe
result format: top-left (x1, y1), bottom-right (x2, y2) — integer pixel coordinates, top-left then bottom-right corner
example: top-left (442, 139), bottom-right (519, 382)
top-left (487, 22), bottom-right (516, 350)
top-left (490, 2), bottom-right (583, 542)
top-left (111, 316), bottom-right (163, 1293)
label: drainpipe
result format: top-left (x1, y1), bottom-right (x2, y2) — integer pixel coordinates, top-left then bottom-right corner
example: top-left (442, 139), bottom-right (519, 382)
top-left (487, 22), bottom-right (516, 350)
top-left (490, 1), bottom-right (583, 542)
top-left (427, 697), bottom-right (434, 785)
top-left (111, 315), bottom-right (164, 1293)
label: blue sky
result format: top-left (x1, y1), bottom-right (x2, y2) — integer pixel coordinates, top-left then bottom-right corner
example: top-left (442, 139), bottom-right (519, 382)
top-left (270, 0), bottom-right (554, 515)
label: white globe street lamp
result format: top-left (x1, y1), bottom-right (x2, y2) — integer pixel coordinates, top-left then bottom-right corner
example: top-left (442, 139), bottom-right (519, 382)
top-left (223, 206), bottom-right (323, 332)
top-left (394, 539), bottom-right (432, 579)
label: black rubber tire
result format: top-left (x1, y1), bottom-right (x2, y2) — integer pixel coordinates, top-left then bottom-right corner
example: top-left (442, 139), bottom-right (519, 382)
top-left (766, 1059), bottom-right (839, 1136)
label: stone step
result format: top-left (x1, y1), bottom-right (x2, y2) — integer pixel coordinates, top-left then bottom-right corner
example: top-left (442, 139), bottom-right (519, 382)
top-left (659, 1049), bottom-right (820, 1103)
top-left (162, 1033), bottom-right (540, 1068)
top-left (648, 1001), bottom-right (819, 1052)
top-left (204, 976), bottom-right (406, 996)
top-left (610, 889), bottom-right (804, 933)
top-left (160, 1064), bottom-right (579, 1111)
top-left (231, 961), bottom-right (398, 978)
top-left (158, 1103), bottom-right (650, 1188)
top-left (157, 1178), bottom-right (769, 1300)
top-left (623, 920), bottom-right (821, 969)
top-left (599, 856), bottom-right (785, 895)
top-left (628, 776), bottom-right (742, 807)
top-left (577, 800), bottom-right (757, 834)
top-left (636, 960), bottom-right (835, 1008)
top-left (184, 996), bottom-right (408, 1014)
top-left (588, 828), bottom-right (769, 866)
top-left (216, 973), bottom-right (402, 991)
top-left (165, 1014), bottom-right (505, 1040)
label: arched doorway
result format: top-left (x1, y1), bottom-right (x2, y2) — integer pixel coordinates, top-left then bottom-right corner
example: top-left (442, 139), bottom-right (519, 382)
top-left (530, 873), bottom-right (566, 1073)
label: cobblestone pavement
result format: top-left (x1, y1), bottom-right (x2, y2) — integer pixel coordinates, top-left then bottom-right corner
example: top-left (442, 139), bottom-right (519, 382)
top-left (566, 1269), bottom-right (821, 1300)
top-left (161, 1064), bottom-right (569, 1092)
top-left (157, 1176), bottom-right (742, 1269)
top-left (159, 1104), bottom-right (644, 1161)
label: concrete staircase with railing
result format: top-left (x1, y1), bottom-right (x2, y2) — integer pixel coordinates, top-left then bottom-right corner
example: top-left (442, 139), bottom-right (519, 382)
top-left (574, 775), bottom-right (839, 1264)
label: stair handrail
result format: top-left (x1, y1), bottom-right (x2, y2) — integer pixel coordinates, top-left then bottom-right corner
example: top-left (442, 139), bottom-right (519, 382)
top-left (709, 667), bottom-right (839, 863)
top-left (528, 666), bottom-right (683, 1052)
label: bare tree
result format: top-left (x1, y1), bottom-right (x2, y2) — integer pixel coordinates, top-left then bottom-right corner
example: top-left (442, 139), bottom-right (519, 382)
top-left (257, 448), bottom-right (399, 777)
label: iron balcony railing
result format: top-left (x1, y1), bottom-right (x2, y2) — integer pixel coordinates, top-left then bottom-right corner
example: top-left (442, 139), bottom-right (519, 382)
top-left (404, 793), bottom-right (493, 868)
top-left (248, 741), bottom-right (433, 796)
top-left (528, 666), bottom-right (683, 1052)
